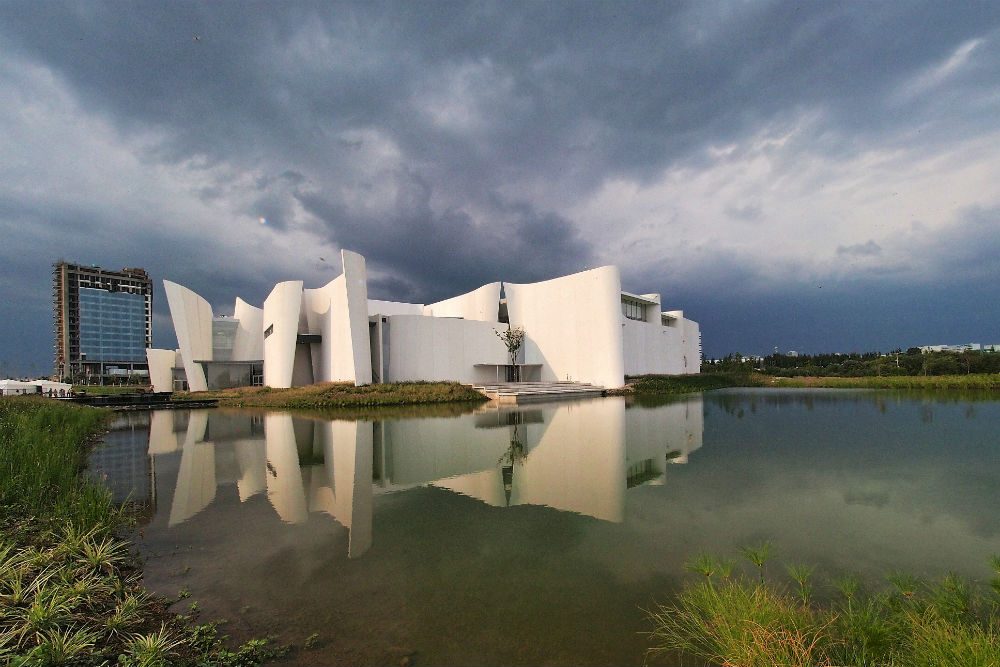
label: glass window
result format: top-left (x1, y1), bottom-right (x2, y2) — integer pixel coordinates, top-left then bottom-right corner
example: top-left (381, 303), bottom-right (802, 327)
top-left (621, 299), bottom-right (646, 322)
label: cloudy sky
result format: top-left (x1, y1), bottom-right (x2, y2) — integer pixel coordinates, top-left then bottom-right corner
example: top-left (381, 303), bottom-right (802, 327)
top-left (2, 1), bottom-right (999, 375)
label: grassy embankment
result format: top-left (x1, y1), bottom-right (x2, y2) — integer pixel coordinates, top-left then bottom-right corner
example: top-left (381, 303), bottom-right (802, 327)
top-left (0, 398), bottom-right (285, 666)
top-left (188, 380), bottom-right (488, 409)
top-left (764, 373), bottom-right (1000, 390)
top-left (610, 372), bottom-right (1000, 396)
top-left (609, 373), bottom-right (765, 396)
top-left (648, 545), bottom-right (1000, 667)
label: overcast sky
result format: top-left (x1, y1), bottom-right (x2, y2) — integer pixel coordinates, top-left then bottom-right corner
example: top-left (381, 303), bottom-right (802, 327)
top-left (2, 1), bottom-right (999, 375)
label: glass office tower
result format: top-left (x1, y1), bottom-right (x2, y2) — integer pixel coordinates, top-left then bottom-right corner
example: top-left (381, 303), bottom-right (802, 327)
top-left (53, 262), bottom-right (153, 383)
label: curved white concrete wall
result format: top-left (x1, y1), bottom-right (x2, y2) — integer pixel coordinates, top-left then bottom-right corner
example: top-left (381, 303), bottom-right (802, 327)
top-left (163, 280), bottom-right (213, 392)
top-left (426, 282), bottom-right (501, 321)
top-left (385, 315), bottom-right (508, 383)
top-left (326, 250), bottom-right (372, 384)
top-left (232, 297), bottom-right (264, 361)
top-left (505, 266), bottom-right (625, 388)
top-left (263, 281), bottom-right (303, 388)
top-left (303, 280), bottom-right (333, 383)
top-left (146, 348), bottom-right (175, 393)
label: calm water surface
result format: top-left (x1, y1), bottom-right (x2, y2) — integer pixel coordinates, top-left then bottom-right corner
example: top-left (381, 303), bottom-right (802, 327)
top-left (90, 389), bottom-right (1000, 666)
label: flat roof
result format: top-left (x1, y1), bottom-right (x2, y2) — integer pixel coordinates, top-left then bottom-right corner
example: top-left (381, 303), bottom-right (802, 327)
top-left (620, 291), bottom-right (660, 306)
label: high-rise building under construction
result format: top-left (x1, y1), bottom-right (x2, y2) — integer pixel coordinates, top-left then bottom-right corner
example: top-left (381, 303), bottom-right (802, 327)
top-left (52, 261), bottom-right (152, 383)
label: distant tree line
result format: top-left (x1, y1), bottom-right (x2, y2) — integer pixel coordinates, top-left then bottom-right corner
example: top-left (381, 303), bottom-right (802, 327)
top-left (706, 348), bottom-right (1000, 377)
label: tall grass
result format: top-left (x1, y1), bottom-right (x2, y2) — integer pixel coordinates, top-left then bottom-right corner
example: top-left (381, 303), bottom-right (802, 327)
top-left (647, 548), bottom-right (1000, 667)
top-left (0, 398), bottom-right (116, 532)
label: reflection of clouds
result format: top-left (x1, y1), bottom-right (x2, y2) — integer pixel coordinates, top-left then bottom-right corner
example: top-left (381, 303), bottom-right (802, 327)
top-left (843, 489), bottom-right (890, 509)
top-left (661, 392), bottom-right (1000, 576)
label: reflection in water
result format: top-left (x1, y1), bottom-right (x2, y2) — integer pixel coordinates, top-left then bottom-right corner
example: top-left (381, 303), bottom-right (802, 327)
top-left (88, 412), bottom-right (155, 516)
top-left (144, 399), bottom-right (703, 558)
top-left (90, 391), bottom-right (1000, 667)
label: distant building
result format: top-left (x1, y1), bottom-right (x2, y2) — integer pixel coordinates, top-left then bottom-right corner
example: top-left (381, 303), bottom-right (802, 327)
top-left (148, 250), bottom-right (701, 392)
top-left (918, 343), bottom-right (984, 353)
top-left (53, 261), bottom-right (153, 383)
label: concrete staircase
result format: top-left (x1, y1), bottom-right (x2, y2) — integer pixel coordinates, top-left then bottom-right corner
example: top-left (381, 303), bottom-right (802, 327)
top-left (472, 381), bottom-right (605, 404)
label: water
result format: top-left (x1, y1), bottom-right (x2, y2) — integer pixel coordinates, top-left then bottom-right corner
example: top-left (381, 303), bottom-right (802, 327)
top-left (90, 389), bottom-right (1000, 666)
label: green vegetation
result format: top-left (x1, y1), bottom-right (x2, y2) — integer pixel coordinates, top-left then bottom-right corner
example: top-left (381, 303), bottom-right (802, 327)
top-left (0, 398), bottom-right (288, 665)
top-left (190, 381), bottom-right (488, 409)
top-left (71, 385), bottom-right (152, 396)
top-left (709, 347), bottom-right (1000, 378)
top-left (612, 373), bottom-right (763, 396)
top-left (1, 398), bottom-right (113, 529)
top-left (648, 547), bottom-right (1000, 667)
top-left (766, 374), bottom-right (1000, 390)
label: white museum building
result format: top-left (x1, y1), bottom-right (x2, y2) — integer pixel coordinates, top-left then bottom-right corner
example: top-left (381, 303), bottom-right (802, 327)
top-left (146, 250), bottom-right (700, 392)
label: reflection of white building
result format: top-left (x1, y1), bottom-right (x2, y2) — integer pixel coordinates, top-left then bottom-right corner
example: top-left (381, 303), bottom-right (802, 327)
top-left (147, 250), bottom-right (700, 392)
top-left (154, 398), bottom-right (703, 557)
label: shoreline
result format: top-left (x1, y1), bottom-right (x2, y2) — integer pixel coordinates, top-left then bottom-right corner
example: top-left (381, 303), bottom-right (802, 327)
top-left (0, 397), bottom-right (289, 665)
top-left (96, 372), bottom-right (1000, 410)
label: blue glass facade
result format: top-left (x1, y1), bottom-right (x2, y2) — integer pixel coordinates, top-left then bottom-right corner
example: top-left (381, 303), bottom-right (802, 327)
top-left (78, 287), bottom-right (147, 362)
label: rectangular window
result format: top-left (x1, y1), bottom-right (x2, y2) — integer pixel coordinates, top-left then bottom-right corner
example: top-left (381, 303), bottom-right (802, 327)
top-left (264, 324), bottom-right (274, 339)
top-left (622, 300), bottom-right (646, 322)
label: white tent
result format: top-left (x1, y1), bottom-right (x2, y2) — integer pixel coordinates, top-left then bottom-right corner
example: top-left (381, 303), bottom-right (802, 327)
top-left (0, 379), bottom-right (40, 396)
top-left (0, 379), bottom-right (73, 396)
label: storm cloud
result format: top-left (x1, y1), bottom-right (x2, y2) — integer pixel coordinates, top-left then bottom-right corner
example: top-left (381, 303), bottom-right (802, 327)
top-left (1, 1), bottom-right (999, 374)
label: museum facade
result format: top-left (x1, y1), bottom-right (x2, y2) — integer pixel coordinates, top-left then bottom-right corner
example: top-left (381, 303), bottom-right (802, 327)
top-left (147, 250), bottom-right (700, 392)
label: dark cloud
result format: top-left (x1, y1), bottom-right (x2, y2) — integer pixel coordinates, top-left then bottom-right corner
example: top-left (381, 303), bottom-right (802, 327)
top-left (837, 240), bottom-right (882, 257)
top-left (2, 2), bottom-right (997, 186)
top-left (1, 2), bottom-right (999, 373)
top-left (296, 169), bottom-right (594, 301)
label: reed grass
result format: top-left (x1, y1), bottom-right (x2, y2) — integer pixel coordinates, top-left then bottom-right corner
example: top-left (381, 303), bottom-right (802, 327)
top-left (0, 397), bottom-right (115, 532)
top-left (647, 547), bottom-right (1000, 667)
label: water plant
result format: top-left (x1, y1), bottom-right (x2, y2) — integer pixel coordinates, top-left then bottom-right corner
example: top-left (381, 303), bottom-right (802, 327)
top-left (785, 563), bottom-right (813, 607)
top-left (684, 553), bottom-right (719, 585)
top-left (740, 541), bottom-right (772, 583)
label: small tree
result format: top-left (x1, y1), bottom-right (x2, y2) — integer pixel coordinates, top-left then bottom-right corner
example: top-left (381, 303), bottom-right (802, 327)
top-left (494, 325), bottom-right (525, 380)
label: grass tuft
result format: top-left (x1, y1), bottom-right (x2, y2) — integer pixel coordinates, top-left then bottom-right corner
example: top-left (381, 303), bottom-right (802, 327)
top-left (647, 550), bottom-right (1000, 667)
